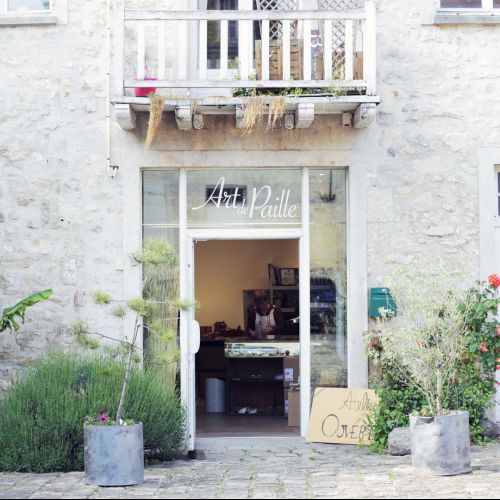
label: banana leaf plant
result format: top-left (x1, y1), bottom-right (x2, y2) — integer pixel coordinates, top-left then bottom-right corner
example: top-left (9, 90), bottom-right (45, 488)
top-left (0, 289), bottom-right (53, 333)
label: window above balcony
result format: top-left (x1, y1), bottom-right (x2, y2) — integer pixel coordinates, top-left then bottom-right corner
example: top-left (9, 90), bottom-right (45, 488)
top-left (112, 1), bottom-right (379, 131)
top-left (433, 0), bottom-right (500, 23)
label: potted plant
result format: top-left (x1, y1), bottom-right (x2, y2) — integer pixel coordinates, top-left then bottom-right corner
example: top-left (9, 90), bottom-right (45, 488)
top-left (365, 265), bottom-right (486, 476)
top-left (125, 54), bottom-right (157, 97)
top-left (78, 294), bottom-right (155, 487)
top-left (75, 241), bottom-right (196, 486)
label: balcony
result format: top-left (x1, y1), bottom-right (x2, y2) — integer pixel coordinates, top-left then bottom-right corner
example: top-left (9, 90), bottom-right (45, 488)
top-left (111, 1), bottom-right (379, 131)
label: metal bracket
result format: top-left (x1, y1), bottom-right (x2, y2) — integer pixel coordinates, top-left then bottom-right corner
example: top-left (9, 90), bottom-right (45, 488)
top-left (353, 103), bottom-right (377, 129)
top-left (284, 113), bottom-right (295, 130)
top-left (113, 104), bottom-right (136, 131)
top-left (175, 106), bottom-right (193, 130)
top-left (193, 113), bottom-right (204, 130)
top-left (295, 103), bottom-right (314, 129)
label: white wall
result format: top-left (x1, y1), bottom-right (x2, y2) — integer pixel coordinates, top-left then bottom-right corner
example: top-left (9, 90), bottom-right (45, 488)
top-left (2, 0), bottom-right (500, 395)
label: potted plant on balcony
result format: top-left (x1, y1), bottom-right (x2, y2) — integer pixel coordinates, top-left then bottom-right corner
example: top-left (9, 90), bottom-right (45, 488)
top-left (125, 54), bottom-right (157, 97)
top-left (365, 264), bottom-right (485, 476)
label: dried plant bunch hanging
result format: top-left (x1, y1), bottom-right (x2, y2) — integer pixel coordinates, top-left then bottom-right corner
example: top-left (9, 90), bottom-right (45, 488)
top-left (241, 95), bottom-right (266, 133)
top-left (267, 96), bottom-right (286, 130)
top-left (145, 94), bottom-right (165, 148)
top-left (240, 95), bottom-right (287, 133)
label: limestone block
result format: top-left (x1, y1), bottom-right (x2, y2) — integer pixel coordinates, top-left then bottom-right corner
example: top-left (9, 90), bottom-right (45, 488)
top-left (388, 427), bottom-right (411, 456)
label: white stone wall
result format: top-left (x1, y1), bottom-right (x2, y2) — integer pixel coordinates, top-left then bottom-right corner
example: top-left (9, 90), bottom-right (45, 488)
top-left (1, 0), bottom-right (500, 393)
top-left (0, 0), bottom-right (123, 391)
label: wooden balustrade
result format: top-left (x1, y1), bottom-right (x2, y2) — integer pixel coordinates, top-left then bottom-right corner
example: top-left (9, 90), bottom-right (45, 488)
top-left (115, 2), bottom-right (377, 97)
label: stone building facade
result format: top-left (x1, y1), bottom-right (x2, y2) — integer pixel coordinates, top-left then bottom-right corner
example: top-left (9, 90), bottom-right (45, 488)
top-left (0, 0), bottom-right (499, 429)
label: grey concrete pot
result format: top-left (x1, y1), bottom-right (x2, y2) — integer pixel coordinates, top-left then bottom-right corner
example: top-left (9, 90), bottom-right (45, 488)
top-left (410, 411), bottom-right (471, 476)
top-left (84, 423), bottom-right (144, 486)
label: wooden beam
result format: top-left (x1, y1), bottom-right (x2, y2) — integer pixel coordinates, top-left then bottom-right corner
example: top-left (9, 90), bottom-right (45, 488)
top-left (363, 1), bottom-right (377, 96)
top-left (261, 19), bottom-right (270, 81)
top-left (303, 20), bottom-right (311, 81)
top-left (125, 10), bottom-right (367, 21)
top-left (220, 19), bottom-right (229, 80)
top-left (126, 79), bottom-right (367, 88)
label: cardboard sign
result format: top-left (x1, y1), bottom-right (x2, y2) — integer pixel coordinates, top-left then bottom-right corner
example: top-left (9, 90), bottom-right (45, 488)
top-left (307, 388), bottom-right (378, 445)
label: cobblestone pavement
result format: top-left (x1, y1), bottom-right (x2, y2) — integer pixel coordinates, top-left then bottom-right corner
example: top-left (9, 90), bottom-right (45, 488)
top-left (0, 438), bottom-right (499, 499)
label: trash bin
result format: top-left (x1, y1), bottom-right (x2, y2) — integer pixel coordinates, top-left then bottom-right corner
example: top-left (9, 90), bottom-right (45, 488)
top-left (205, 378), bottom-right (226, 413)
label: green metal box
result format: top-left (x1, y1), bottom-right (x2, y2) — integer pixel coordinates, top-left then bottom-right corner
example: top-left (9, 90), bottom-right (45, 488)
top-left (369, 287), bottom-right (397, 317)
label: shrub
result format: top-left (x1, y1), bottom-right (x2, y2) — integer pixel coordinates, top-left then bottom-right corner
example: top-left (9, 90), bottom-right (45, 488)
top-left (365, 270), bottom-right (498, 451)
top-left (0, 354), bottom-right (186, 472)
top-left (366, 369), bottom-right (426, 453)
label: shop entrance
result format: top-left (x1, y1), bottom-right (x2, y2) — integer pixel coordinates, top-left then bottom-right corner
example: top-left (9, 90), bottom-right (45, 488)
top-left (142, 168), bottom-right (353, 450)
top-left (194, 239), bottom-right (301, 437)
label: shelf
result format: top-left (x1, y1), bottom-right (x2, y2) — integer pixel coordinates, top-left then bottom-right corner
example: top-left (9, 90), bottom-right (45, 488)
top-left (230, 378), bottom-right (284, 383)
top-left (272, 285), bottom-right (299, 290)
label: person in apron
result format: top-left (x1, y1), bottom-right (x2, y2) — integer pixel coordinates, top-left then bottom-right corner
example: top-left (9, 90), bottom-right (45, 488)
top-left (247, 290), bottom-right (284, 340)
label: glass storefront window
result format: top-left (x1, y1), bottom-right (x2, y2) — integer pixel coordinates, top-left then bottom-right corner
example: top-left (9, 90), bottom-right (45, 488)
top-left (142, 170), bottom-right (180, 387)
top-left (186, 169), bottom-right (302, 229)
top-left (309, 169), bottom-right (347, 389)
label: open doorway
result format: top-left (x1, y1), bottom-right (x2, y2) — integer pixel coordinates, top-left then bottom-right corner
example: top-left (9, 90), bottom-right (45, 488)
top-left (194, 239), bottom-right (302, 437)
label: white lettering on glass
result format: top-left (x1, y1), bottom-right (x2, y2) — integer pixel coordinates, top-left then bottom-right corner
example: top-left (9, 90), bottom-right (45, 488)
top-left (192, 177), bottom-right (298, 219)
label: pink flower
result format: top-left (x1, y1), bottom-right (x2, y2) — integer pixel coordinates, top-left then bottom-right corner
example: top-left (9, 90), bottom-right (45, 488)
top-left (496, 325), bottom-right (500, 337)
top-left (479, 342), bottom-right (488, 353)
top-left (100, 415), bottom-right (107, 423)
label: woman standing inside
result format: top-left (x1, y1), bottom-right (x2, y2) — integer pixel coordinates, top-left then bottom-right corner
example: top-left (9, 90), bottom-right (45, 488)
top-left (247, 290), bottom-right (285, 340)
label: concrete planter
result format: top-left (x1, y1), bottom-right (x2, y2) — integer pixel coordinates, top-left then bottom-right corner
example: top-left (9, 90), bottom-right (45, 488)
top-left (410, 411), bottom-right (471, 476)
top-left (84, 423), bottom-right (144, 486)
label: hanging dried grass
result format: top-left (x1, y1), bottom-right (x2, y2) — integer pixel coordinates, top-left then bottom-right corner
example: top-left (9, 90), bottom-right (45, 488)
top-left (240, 95), bottom-right (266, 133)
top-left (267, 96), bottom-right (286, 130)
top-left (145, 94), bottom-right (165, 148)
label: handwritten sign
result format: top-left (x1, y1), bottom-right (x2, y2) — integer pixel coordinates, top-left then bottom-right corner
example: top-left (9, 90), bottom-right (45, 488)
top-left (192, 177), bottom-right (298, 220)
top-left (307, 388), bottom-right (378, 445)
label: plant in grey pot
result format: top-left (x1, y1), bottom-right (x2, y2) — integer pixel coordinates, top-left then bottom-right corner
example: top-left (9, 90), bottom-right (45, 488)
top-left (76, 294), bottom-right (157, 487)
top-left (365, 264), bottom-right (480, 476)
top-left (74, 241), bottom-right (196, 487)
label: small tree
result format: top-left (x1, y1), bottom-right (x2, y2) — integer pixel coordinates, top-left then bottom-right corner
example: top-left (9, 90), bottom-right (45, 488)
top-left (365, 265), bottom-right (477, 417)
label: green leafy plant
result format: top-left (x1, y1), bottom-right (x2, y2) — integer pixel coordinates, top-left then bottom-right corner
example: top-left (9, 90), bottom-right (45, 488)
top-left (0, 289), bottom-right (52, 332)
top-left (75, 292), bottom-right (153, 424)
top-left (0, 354), bottom-right (185, 472)
top-left (365, 265), bottom-right (476, 417)
top-left (365, 368), bottom-right (426, 453)
top-left (133, 239), bottom-right (184, 389)
top-left (461, 274), bottom-right (500, 374)
top-left (365, 269), bottom-right (499, 450)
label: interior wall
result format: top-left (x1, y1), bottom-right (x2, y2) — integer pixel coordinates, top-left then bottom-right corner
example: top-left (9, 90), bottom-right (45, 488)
top-left (195, 239), bottom-right (298, 328)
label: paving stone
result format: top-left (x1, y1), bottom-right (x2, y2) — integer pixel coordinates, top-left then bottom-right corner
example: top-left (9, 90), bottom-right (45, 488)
top-left (0, 440), bottom-right (498, 498)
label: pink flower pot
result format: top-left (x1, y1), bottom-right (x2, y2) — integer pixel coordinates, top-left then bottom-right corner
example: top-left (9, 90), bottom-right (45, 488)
top-left (134, 78), bottom-right (157, 97)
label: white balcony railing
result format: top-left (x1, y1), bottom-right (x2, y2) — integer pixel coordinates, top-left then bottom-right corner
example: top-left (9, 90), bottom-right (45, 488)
top-left (113, 2), bottom-right (376, 99)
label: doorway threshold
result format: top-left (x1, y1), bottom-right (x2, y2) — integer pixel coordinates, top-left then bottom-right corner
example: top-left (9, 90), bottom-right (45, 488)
top-left (196, 413), bottom-right (300, 438)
